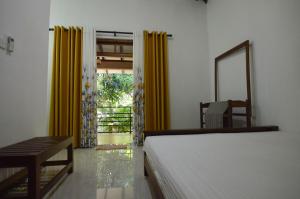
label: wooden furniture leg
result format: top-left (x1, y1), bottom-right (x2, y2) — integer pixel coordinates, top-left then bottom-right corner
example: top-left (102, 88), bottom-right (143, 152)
top-left (28, 161), bottom-right (41, 199)
top-left (144, 153), bottom-right (148, 176)
top-left (67, 144), bottom-right (73, 174)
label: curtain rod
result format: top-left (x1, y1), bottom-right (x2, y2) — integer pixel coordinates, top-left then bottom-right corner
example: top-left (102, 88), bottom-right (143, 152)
top-left (96, 30), bottom-right (172, 38)
top-left (96, 30), bottom-right (133, 35)
top-left (49, 28), bottom-right (173, 38)
top-left (49, 27), bottom-right (68, 31)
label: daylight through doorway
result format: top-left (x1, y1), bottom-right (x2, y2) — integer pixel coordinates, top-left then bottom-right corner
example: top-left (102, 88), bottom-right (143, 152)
top-left (95, 34), bottom-right (133, 147)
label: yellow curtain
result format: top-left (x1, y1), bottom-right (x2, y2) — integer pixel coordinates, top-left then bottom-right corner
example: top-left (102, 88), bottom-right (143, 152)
top-left (144, 31), bottom-right (170, 131)
top-left (49, 26), bottom-right (83, 148)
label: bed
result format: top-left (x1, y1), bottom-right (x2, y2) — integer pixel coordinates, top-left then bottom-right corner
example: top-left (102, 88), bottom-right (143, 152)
top-left (142, 42), bottom-right (298, 198)
top-left (143, 127), bottom-right (300, 199)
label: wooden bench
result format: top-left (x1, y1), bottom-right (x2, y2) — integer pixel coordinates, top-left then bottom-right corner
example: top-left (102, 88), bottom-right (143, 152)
top-left (0, 136), bottom-right (73, 199)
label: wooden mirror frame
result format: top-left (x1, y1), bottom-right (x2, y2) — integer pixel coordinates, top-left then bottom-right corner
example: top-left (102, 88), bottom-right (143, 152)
top-left (214, 40), bottom-right (251, 104)
top-left (213, 40), bottom-right (252, 127)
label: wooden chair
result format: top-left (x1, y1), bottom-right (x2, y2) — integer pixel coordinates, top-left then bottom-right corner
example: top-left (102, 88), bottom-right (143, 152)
top-left (200, 100), bottom-right (251, 128)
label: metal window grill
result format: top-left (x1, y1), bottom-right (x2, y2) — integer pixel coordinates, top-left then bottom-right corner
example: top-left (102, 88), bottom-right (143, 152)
top-left (97, 106), bottom-right (132, 134)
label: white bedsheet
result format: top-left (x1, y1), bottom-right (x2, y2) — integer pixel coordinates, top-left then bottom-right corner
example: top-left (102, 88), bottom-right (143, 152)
top-left (143, 131), bottom-right (300, 199)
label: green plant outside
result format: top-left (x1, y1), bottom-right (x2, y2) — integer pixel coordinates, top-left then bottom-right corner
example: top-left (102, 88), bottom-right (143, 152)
top-left (97, 73), bottom-right (133, 133)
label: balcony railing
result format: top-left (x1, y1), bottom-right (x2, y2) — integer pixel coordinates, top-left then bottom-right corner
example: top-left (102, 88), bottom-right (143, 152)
top-left (97, 106), bottom-right (132, 134)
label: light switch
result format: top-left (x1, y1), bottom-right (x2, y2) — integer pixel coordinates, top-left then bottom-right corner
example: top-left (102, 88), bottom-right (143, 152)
top-left (7, 36), bottom-right (14, 52)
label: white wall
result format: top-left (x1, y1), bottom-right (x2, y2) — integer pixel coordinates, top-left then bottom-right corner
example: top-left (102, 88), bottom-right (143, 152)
top-left (0, 0), bottom-right (51, 147)
top-left (50, 0), bottom-right (210, 129)
top-left (207, 0), bottom-right (300, 132)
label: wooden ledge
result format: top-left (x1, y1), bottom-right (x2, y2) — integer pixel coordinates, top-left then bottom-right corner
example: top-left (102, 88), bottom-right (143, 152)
top-left (144, 126), bottom-right (279, 140)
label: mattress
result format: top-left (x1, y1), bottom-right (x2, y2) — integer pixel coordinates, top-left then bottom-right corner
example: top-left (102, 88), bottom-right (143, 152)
top-left (143, 131), bottom-right (300, 199)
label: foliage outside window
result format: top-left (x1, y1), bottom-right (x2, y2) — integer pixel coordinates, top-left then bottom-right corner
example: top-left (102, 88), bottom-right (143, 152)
top-left (97, 73), bottom-right (133, 133)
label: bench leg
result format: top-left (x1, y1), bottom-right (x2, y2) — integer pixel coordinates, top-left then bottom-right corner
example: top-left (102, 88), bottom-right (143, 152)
top-left (67, 143), bottom-right (73, 174)
top-left (28, 162), bottom-right (41, 199)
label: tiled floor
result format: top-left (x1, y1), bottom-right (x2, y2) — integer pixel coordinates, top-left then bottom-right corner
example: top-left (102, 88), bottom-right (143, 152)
top-left (48, 147), bottom-right (152, 199)
top-left (97, 133), bottom-right (133, 145)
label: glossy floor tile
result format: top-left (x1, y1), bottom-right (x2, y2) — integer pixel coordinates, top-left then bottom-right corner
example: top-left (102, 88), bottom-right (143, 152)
top-left (97, 133), bottom-right (133, 145)
top-left (48, 146), bottom-right (152, 199)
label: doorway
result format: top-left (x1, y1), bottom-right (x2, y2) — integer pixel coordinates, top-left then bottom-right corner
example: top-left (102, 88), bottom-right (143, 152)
top-left (96, 35), bottom-right (134, 146)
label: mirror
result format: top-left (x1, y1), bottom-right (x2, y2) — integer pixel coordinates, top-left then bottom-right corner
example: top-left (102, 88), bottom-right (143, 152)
top-left (217, 50), bottom-right (247, 101)
top-left (214, 40), bottom-right (251, 103)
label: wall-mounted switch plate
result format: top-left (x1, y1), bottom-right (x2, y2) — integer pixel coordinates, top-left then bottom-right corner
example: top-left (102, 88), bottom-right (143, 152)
top-left (7, 36), bottom-right (14, 52)
top-left (0, 34), bottom-right (14, 54)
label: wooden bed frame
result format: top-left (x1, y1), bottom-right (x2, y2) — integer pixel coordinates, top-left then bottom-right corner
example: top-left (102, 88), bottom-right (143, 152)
top-left (143, 41), bottom-right (275, 198)
top-left (144, 126), bottom-right (279, 199)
